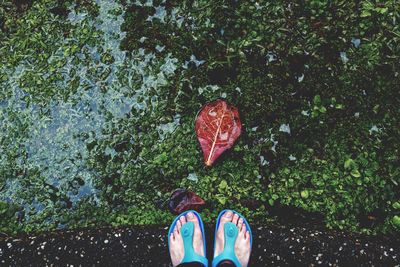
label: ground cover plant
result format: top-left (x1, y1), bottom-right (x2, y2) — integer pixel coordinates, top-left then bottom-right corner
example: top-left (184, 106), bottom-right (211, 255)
top-left (0, 0), bottom-right (399, 235)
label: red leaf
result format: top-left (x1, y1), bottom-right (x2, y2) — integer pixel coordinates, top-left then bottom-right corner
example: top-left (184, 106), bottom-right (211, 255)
top-left (195, 99), bottom-right (241, 166)
top-left (168, 188), bottom-right (206, 214)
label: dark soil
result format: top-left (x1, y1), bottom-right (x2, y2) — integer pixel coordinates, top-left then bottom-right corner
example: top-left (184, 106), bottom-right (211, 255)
top-left (1, 223), bottom-right (399, 266)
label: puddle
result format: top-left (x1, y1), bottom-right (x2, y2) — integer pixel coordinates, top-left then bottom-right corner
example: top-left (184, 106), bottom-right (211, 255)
top-left (0, 0), bottom-right (188, 230)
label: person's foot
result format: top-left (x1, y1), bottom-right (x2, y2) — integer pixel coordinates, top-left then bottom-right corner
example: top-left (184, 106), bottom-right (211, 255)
top-left (169, 212), bottom-right (205, 267)
top-left (214, 211), bottom-right (251, 267)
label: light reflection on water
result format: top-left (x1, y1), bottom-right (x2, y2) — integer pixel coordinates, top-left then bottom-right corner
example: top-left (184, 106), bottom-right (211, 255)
top-left (0, 0), bottom-right (182, 228)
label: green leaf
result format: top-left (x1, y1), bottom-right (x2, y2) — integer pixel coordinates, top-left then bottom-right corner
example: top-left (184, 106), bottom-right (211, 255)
top-left (234, 145), bottom-right (242, 152)
top-left (313, 95), bottom-right (321, 105)
top-left (268, 199), bottom-right (275, 206)
top-left (154, 152), bottom-right (168, 164)
top-left (373, 104), bottom-right (380, 114)
top-left (335, 104), bottom-right (344, 109)
top-left (376, 7), bottom-right (388, 14)
top-left (351, 169), bottom-right (361, 178)
top-left (219, 180), bottom-right (228, 190)
top-left (392, 202), bottom-right (400, 210)
top-left (361, 10), bottom-right (371, 17)
top-left (217, 195), bottom-right (227, 205)
top-left (311, 110), bottom-right (319, 117)
top-left (301, 190), bottom-right (309, 199)
top-left (319, 106), bottom-right (327, 113)
top-left (344, 159), bottom-right (355, 169)
top-left (392, 215), bottom-right (400, 228)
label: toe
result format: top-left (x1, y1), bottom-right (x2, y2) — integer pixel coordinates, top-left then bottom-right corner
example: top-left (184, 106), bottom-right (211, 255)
top-left (174, 227), bottom-right (179, 237)
top-left (180, 215), bottom-right (186, 225)
top-left (241, 223), bottom-right (246, 234)
top-left (186, 212), bottom-right (204, 256)
top-left (186, 212), bottom-right (198, 225)
top-left (176, 220), bottom-right (182, 232)
top-left (186, 212), bottom-right (201, 235)
top-left (245, 231), bottom-right (250, 240)
top-left (232, 213), bottom-right (239, 225)
top-left (220, 210), bottom-right (233, 224)
top-left (237, 217), bottom-right (244, 230)
top-left (170, 233), bottom-right (175, 242)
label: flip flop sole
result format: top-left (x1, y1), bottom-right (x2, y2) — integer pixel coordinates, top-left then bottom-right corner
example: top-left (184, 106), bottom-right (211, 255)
top-left (212, 209), bottom-right (253, 267)
top-left (167, 210), bottom-right (208, 266)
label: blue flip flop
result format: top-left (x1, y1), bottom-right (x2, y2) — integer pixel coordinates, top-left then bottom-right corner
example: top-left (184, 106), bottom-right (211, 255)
top-left (168, 210), bottom-right (208, 266)
top-left (212, 210), bottom-right (253, 267)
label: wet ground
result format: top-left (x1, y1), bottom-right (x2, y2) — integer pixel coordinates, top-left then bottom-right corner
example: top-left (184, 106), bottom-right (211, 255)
top-left (1, 223), bottom-right (399, 266)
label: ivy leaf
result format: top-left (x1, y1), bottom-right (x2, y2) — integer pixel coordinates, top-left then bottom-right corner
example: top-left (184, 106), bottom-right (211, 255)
top-left (217, 195), bottom-right (227, 205)
top-left (195, 99), bottom-right (241, 166)
top-left (392, 215), bottom-right (400, 228)
top-left (335, 103), bottom-right (344, 109)
top-left (154, 152), bottom-right (168, 164)
top-left (351, 169), bottom-right (361, 178)
top-left (313, 95), bottom-right (321, 105)
top-left (392, 202), bottom-right (400, 210)
top-left (361, 10), bottom-right (371, 17)
top-left (344, 159), bottom-right (355, 169)
top-left (376, 7), bottom-right (388, 14)
top-left (301, 190), bottom-right (309, 199)
top-left (268, 199), bottom-right (275, 206)
top-left (219, 180), bottom-right (228, 190)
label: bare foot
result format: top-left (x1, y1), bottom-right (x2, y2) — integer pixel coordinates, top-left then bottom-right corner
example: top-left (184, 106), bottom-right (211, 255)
top-left (214, 211), bottom-right (251, 267)
top-left (169, 212), bottom-right (205, 267)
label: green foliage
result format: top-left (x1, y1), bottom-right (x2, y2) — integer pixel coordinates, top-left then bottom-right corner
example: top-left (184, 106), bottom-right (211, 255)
top-left (0, 201), bottom-right (21, 234)
top-left (0, 0), bottom-right (399, 235)
top-left (392, 216), bottom-right (400, 228)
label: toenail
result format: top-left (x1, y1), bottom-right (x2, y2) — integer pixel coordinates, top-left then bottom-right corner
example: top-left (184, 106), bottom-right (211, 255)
top-left (225, 211), bottom-right (232, 217)
top-left (187, 212), bottom-right (194, 218)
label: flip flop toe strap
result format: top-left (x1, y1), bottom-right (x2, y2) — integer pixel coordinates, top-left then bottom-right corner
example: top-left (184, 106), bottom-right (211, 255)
top-left (180, 221), bottom-right (208, 266)
top-left (212, 222), bottom-right (242, 267)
